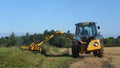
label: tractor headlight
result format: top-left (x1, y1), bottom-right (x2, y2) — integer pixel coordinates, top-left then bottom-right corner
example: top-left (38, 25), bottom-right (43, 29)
top-left (94, 42), bottom-right (98, 47)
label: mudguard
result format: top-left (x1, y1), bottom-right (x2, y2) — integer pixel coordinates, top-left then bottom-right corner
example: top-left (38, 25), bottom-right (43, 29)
top-left (87, 39), bottom-right (101, 51)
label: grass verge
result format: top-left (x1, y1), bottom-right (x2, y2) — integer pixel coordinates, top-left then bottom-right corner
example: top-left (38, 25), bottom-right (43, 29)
top-left (0, 47), bottom-right (73, 68)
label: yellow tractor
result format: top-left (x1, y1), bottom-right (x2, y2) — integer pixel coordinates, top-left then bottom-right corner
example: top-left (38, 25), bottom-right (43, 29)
top-left (72, 22), bottom-right (104, 58)
top-left (21, 22), bottom-right (104, 58)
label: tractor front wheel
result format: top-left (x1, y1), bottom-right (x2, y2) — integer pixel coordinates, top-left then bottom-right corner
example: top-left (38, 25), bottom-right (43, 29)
top-left (93, 48), bottom-right (104, 58)
top-left (72, 46), bottom-right (79, 58)
top-left (93, 42), bottom-right (104, 58)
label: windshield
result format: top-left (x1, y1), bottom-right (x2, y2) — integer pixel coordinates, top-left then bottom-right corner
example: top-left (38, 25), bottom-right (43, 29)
top-left (76, 24), bottom-right (96, 37)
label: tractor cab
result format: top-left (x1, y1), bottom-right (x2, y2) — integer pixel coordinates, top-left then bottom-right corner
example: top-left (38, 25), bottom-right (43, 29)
top-left (75, 22), bottom-right (99, 42)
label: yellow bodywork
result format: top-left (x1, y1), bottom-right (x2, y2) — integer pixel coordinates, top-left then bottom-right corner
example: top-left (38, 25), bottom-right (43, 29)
top-left (87, 39), bottom-right (101, 51)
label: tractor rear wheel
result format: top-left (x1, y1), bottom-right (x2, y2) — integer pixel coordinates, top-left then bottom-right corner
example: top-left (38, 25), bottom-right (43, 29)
top-left (72, 46), bottom-right (79, 58)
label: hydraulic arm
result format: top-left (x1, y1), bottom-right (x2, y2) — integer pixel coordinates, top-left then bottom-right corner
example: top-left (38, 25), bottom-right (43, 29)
top-left (20, 30), bottom-right (72, 51)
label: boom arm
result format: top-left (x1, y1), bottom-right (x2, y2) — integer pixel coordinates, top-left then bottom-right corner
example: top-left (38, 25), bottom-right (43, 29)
top-left (20, 30), bottom-right (73, 51)
top-left (36, 30), bottom-right (65, 47)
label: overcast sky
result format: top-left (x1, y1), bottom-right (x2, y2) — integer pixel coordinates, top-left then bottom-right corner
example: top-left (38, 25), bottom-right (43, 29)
top-left (0, 0), bottom-right (120, 37)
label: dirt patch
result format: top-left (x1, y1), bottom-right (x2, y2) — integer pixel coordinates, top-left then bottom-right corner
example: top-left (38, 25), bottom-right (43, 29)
top-left (60, 59), bottom-right (82, 68)
top-left (61, 47), bottom-right (120, 68)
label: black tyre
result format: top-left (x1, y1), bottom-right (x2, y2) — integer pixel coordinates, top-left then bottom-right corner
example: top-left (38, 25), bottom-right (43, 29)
top-left (72, 46), bottom-right (79, 58)
top-left (93, 51), bottom-right (97, 57)
top-left (97, 47), bottom-right (104, 58)
top-left (93, 44), bottom-right (104, 58)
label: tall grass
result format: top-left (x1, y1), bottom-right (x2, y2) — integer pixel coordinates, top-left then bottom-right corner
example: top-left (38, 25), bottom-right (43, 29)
top-left (0, 47), bottom-right (45, 68)
top-left (0, 47), bottom-right (73, 68)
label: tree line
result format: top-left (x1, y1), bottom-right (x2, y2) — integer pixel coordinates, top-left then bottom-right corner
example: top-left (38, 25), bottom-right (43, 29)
top-left (103, 36), bottom-right (120, 47)
top-left (0, 30), bottom-right (72, 47)
top-left (0, 30), bottom-right (120, 47)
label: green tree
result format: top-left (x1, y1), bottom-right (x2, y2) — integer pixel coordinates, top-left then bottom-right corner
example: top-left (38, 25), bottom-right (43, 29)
top-left (116, 36), bottom-right (120, 45)
top-left (49, 33), bottom-right (72, 48)
top-left (21, 32), bottom-right (31, 45)
top-left (44, 29), bottom-right (48, 35)
top-left (67, 30), bottom-right (70, 35)
top-left (9, 32), bottom-right (17, 46)
top-left (0, 37), bottom-right (11, 47)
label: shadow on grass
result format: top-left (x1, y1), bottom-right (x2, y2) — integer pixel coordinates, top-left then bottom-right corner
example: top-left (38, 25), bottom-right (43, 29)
top-left (42, 52), bottom-right (86, 59)
top-left (31, 50), bottom-right (91, 59)
top-left (43, 52), bottom-right (72, 57)
top-left (30, 50), bottom-right (72, 57)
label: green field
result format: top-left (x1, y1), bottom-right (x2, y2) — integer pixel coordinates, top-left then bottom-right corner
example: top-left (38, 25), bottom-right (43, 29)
top-left (0, 47), bottom-right (73, 68)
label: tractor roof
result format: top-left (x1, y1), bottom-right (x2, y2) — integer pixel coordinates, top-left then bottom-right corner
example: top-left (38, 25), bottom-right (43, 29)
top-left (75, 22), bottom-right (96, 26)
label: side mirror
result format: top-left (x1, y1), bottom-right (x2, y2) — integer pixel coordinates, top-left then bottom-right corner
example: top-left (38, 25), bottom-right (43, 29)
top-left (98, 26), bottom-right (100, 29)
